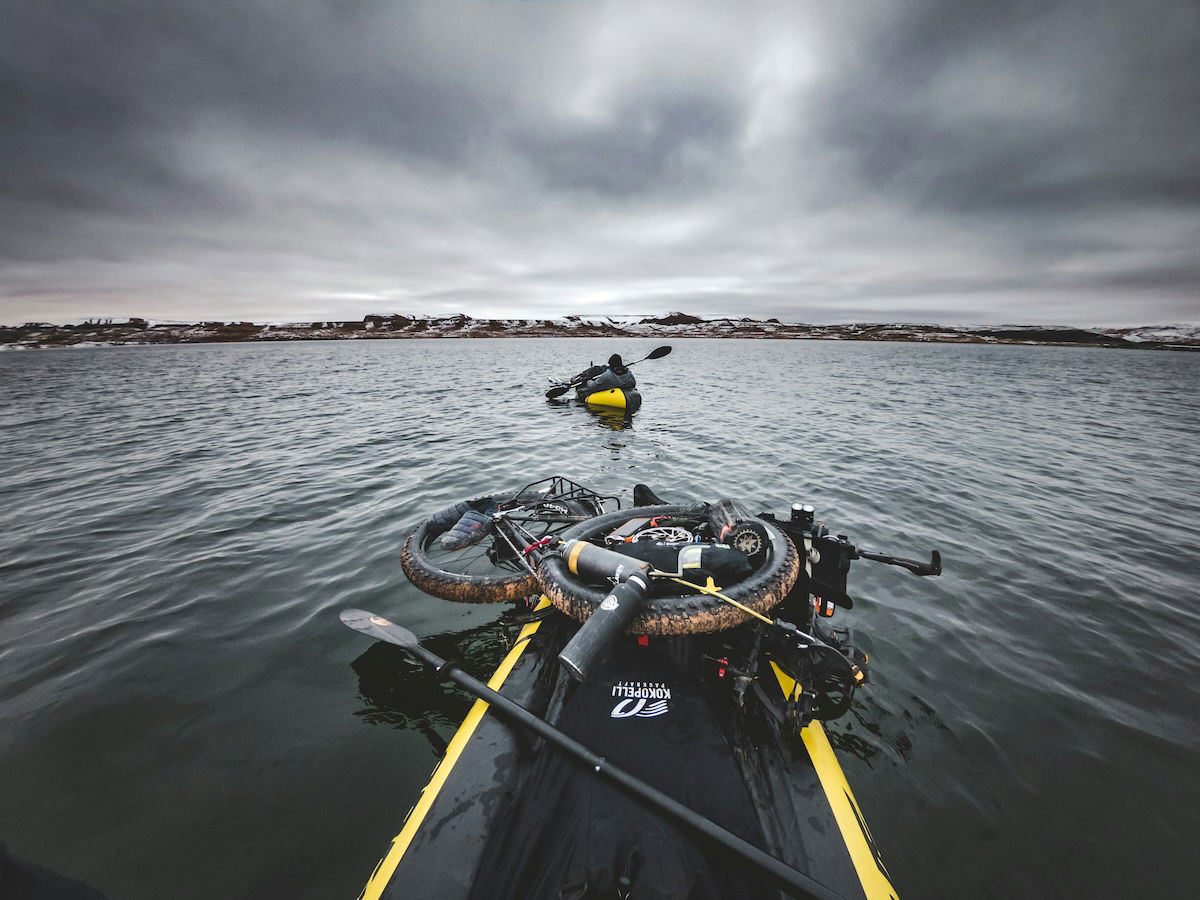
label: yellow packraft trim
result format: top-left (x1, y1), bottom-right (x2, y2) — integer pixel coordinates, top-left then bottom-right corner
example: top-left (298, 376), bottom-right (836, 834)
top-left (358, 598), bottom-right (552, 900)
top-left (769, 661), bottom-right (899, 900)
top-left (582, 388), bottom-right (628, 408)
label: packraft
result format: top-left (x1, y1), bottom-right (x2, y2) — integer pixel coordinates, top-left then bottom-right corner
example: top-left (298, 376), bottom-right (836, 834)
top-left (344, 478), bottom-right (943, 900)
top-left (573, 356), bottom-right (641, 410)
top-left (545, 349), bottom-right (674, 411)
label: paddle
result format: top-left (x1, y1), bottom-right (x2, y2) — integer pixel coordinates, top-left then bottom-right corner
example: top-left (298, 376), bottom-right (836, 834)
top-left (627, 344), bottom-right (672, 365)
top-left (339, 608), bottom-right (846, 900)
top-left (544, 345), bottom-right (672, 398)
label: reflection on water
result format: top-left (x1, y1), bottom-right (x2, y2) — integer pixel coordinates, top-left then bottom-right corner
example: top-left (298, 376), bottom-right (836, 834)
top-left (352, 642), bottom-right (466, 756)
top-left (349, 609), bottom-right (551, 754)
top-left (583, 405), bottom-right (635, 431)
top-left (545, 397), bottom-right (637, 431)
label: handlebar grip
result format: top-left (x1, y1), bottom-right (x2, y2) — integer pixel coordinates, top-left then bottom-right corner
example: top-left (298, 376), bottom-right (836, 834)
top-left (856, 548), bottom-right (942, 576)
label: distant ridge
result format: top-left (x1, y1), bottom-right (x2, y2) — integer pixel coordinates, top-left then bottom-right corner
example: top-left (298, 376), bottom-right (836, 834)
top-left (3, 313), bottom-right (1198, 350)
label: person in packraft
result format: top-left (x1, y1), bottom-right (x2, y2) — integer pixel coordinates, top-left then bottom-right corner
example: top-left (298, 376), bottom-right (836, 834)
top-left (574, 354), bottom-right (636, 397)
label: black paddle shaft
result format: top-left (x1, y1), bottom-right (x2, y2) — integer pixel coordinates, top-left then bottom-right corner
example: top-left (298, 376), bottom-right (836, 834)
top-left (378, 626), bottom-right (845, 900)
top-left (545, 346), bottom-right (670, 398)
top-left (628, 344), bottom-right (672, 364)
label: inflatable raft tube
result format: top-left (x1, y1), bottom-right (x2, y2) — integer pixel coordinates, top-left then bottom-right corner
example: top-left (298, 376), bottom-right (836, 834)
top-left (352, 601), bottom-right (898, 900)
top-left (580, 387), bottom-right (642, 411)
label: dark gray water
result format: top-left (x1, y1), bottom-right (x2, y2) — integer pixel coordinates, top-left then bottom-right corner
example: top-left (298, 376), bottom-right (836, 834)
top-left (2, 338), bottom-right (1198, 899)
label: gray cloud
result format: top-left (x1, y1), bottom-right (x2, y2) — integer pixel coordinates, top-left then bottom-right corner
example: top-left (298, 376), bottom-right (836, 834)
top-left (1, 0), bottom-right (1197, 326)
top-left (514, 90), bottom-right (744, 198)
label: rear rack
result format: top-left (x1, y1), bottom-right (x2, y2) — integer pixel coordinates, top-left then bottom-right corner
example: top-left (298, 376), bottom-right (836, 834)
top-left (514, 475), bottom-right (621, 513)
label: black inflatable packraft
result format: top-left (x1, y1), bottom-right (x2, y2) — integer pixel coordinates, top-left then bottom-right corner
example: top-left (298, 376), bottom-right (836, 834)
top-left (467, 644), bottom-right (770, 900)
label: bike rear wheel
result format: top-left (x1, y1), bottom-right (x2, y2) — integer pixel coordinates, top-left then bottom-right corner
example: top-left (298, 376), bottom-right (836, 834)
top-left (537, 505), bottom-right (800, 635)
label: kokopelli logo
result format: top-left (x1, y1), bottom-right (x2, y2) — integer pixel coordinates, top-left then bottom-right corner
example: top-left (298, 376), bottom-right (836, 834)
top-left (610, 681), bottom-right (671, 718)
top-left (611, 698), bottom-right (670, 718)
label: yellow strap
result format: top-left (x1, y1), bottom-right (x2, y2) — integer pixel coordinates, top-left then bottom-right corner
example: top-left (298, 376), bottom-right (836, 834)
top-left (663, 575), bottom-right (774, 625)
top-left (566, 540), bottom-right (587, 575)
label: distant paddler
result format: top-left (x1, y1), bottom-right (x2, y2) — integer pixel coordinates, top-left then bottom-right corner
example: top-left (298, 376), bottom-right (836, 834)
top-left (545, 345), bottom-right (672, 411)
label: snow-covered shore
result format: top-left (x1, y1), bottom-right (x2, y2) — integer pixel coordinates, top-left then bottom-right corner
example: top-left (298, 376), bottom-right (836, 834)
top-left (3, 313), bottom-right (1198, 350)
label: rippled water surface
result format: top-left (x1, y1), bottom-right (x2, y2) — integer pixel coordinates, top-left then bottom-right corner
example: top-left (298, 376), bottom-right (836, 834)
top-left (2, 338), bottom-right (1198, 899)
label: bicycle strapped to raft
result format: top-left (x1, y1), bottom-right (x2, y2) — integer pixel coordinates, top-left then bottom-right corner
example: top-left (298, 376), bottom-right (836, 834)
top-left (349, 479), bottom-right (942, 900)
top-left (400, 476), bottom-right (941, 727)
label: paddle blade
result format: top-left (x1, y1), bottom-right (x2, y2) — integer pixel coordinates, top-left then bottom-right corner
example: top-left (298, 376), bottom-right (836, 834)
top-left (647, 345), bottom-right (672, 359)
top-left (340, 609), bottom-right (419, 649)
top-left (545, 385), bottom-right (570, 399)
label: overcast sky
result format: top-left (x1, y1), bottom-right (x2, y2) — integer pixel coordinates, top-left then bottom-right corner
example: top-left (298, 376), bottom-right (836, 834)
top-left (2, 0), bottom-right (1197, 326)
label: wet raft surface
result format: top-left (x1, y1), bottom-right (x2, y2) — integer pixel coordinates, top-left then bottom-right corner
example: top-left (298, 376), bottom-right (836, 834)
top-left (365, 613), bottom-right (894, 900)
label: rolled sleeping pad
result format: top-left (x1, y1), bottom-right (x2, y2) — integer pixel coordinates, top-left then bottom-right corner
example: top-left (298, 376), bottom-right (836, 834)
top-left (560, 538), bottom-right (652, 585)
top-left (557, 539), bottom-right (652, 681)
top-left (440, 501), bottom-right (498, 550)
top-left (609, 540), bottom-right (754, 588)
top-left (427, 496), bottom-right (495, 533)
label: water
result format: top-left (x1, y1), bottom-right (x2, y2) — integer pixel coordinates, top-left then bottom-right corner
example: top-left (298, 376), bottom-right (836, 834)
top-left (2, 338), bottom-right (1197, 899)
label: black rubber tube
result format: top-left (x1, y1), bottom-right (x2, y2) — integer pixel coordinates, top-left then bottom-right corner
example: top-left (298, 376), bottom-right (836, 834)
top-left (557, 573), bottom-right (650, 681)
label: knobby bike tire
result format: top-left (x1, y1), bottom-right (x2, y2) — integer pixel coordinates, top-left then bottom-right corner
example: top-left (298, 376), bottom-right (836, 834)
top-left (537, 504), bottom-right (800, 635)
top-left (402, 493), bottom-right (598, 603)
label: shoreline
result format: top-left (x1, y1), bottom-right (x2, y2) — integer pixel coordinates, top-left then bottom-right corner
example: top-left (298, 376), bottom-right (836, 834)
top-left (3, 315), bottom-right (1198, 351)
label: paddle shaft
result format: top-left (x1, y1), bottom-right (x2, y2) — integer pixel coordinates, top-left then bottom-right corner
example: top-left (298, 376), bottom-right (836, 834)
top-left (621, 345), bottom-right (671, 370)
top-left (403, 639), bottom-right (845, 900)
top-left (546, 345), bottom-right (670, 395)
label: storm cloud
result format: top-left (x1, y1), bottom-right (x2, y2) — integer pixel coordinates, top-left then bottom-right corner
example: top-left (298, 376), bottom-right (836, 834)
top-left (2, 0), bottom-right (1197, 325)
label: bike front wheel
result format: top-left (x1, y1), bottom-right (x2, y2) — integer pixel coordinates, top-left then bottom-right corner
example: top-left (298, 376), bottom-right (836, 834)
top-left (401, 493), bottom-right (602, 603)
